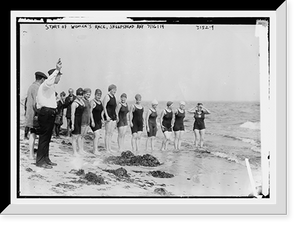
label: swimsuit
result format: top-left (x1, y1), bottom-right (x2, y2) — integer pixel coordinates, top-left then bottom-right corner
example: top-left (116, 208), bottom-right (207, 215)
top-left (104, 94), bottom-right (117, 121)
top-left (90, 99), bottom-right (103, 132)
top-left (193, 110), bottom-right (205, 130)
top-left (147, 109), bottom-right (158, 137)
top-left (131, 105), bottom-right (144, 134)
top-left (117, 103), bottom-right (129, 127)
top-left (173, 109), bottom-right (185, 131)
top-left (162, 109), bottom-right (173, 132)
top-left (81, 98), bottom-right (91, 126)
top-left (72, 100), bottom-right (85, 135)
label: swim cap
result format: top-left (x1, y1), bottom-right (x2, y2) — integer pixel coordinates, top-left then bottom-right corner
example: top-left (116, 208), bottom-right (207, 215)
top-left (135, 94), bottom-right (142, 100)
top-left (152, 99), bottom-right (158, 105)
top-left (95, 89), bottom-right (102, 95)
top-left (167, 101), bottom-right (173, 107)
top-left (120, 93), bottom-right (127, 98)
top-left (76, 88), bottom-right (84, 96)
top-left (83, 88), bottom-right (91, 94)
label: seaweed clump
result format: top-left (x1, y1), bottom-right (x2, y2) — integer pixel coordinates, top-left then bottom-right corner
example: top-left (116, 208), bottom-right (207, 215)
top-left (154, 188), bottom-right (171, 196)
top-left (148, 170), bottom-right (174, 178)
top-left (105, 151), bottom-right (161, 167)
top-left (103, 167), bottom-right (129, 178)
top-left (84, 172), bottom-right (105, 185)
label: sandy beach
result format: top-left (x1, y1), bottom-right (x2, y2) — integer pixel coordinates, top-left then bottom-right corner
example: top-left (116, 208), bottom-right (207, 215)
top-left (19, 113), bottom-right (262, 197)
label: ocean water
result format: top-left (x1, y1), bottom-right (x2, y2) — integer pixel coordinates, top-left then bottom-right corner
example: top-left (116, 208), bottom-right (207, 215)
top-left (139, 101), bottom-right (261, 170)
top-left (19, 99), bottom-right (261, 170)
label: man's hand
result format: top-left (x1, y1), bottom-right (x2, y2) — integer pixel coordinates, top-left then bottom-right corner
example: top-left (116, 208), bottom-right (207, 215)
top-left (56, 58), bottom-right (62, 71)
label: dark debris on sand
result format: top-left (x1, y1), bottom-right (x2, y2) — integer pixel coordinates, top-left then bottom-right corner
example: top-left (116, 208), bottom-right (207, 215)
top-left (69, 169), bottom-right (85, 176)
top-left (103, 167), bottom-right (129, 178)
top-left (105, 151), bottom-right (161, 167)
top-left (148, 170), bottom-right (174, 178)
top-left (84, 172), bottom-right (105, 185)
top-left (154, 188), bottom-right (171, 196)
top-left (69, 169), bottom-right (105, 185)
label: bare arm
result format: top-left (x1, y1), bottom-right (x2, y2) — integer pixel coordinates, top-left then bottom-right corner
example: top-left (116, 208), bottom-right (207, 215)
top-left (145, 109), bottom-right (151, 131)
top-left (187, 106), bottom-right (197, 114)
top-left (116, 103), bottom-right (121, 123)
top-left (71, 101), bottom-right (78, 130)
top-left (129, 104), bottom-right (135, 127)
top-left (160, 110), bottom-right (165, 127)
top-left (90, 100), bottom-right (96, 127)
top-left (102, 95), bottom-right (110, 121)
top-left (171, 110), bottom-right (176, 127)
top-left (202, 106), bottom-right (211, 114)
top-left (44, 59), bottom-right (62, 87)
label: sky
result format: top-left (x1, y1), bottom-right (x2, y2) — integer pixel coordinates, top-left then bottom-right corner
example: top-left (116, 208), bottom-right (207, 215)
top-left (19, 23), bottom-right (260, 102)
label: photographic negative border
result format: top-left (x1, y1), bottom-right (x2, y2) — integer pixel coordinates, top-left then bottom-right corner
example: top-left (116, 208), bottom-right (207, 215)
top-left (7, 7), bottom-right (288, 215)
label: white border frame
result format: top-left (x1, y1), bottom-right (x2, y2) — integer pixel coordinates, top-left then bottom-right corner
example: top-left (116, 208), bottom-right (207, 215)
top-left (6, 5), bottom-right (286, 215)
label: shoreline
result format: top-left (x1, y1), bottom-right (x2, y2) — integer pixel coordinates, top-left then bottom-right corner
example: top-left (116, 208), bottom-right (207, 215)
top-left (19, 123), bottom-right (262, 197)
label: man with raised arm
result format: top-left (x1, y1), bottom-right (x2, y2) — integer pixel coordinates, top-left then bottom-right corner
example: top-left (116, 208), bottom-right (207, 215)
top-left (35, 58), bottom-right (63, 169)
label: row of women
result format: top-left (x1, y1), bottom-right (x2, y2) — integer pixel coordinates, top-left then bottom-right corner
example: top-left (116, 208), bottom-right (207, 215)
top-left (70, 84), bottom-right (210, 156)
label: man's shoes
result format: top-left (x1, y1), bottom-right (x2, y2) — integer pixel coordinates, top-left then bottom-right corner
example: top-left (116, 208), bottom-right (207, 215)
top-left (36, 163), bottom-right (53, 169)
top-left (47, 161), bottom-right (57, 166)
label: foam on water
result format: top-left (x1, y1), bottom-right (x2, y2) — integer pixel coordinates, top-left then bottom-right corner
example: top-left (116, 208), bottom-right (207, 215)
top-left (240, 121), bottom-right (260, 130)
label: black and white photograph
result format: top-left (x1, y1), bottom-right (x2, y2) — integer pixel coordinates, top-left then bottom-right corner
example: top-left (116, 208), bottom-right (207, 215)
top-left (15, 15), bottom-right (270, 199)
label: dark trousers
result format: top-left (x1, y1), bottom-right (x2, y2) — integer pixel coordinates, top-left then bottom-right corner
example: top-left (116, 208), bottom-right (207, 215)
top-left (36, 107), bottom-right (56, 166)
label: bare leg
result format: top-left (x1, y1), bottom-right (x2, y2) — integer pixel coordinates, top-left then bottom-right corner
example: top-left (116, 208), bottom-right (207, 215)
top-left (164, 132), bottom-right (172, 151)
top-left (121, 127), bottom-right (127, 151)
top-left (145, 137), bottom-right (149, 151)
top-left (131, 133), bottom-right (136, 152)
top-left (117, 126), bottom-right (126, 152)
top-left (200, 129), bottom-right (206, 148)
top-left (117, 127), bottom-right (121, 152)
top-left (93, 130), bottom-right (101, 153)
top-left (72, 135), bottom-right (80, 156)
top-left (67, 119), bottom-right (70, 136)
top-left (105, 121), bottom-right (114, 152)
top-left (178, 131), bottom-right (183, 150)
top-left (28, 132), bottom-right (36, 160)
top-left (194, 130), bottom-right (200, 148)
top-left (174, 131), bottom-right (179, 150)
top-left (160, 136), bottom-right (166, 151)
top-left (136, 131), bottom-right (142, 152)
top-left (78, 135), bottom-right (84, 154)
top-left (150, 137), bottom-right (155, 151)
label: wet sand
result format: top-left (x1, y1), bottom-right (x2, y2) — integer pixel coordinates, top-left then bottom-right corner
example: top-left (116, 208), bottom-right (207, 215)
top-left (19, 122), bottom-right (262, 197)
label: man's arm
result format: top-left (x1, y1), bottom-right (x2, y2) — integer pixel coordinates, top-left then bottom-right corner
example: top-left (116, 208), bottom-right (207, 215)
top-left (44, 58), bottom-right (63, 87)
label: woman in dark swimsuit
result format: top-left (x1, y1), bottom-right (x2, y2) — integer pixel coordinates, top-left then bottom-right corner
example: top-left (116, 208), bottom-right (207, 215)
top-left (90, 89), bottom-right (103, 154)
top-left (160, 101), bottom-right (174, 151)
top-left (103, 84), bottom-right (117, 153)
top-left (116, 93), bottom-right (129, 152)
top-left (80, 88), bottom-right (92, 153)
top-left (129, 94), bottom-right (144, 152)
top-left (173, 101), bottom-right (186, 151)
top-left (71, 88), bottom-right (85, 156)
top-left (188, 102), bottom-right (211, 148)
top-left (145, 99), bottom-right (158, 151)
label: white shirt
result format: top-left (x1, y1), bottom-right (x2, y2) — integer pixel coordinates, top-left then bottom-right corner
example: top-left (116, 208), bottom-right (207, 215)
top-left (36, 70), bottom-right (59, 109)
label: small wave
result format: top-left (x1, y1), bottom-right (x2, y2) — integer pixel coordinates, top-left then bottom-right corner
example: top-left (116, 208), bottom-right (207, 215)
top-left (210, 151), bottom-right (260, 168)
top-left (210, 151), bottom-right (244, 166)
top-left (240, 121), bottom-right (260, 130)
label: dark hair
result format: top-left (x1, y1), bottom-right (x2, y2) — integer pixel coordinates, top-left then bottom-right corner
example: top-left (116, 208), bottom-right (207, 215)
top-left (108, 84), bottom-right (117, 92)
top-left (76, 88), bottom-right (84, 96)
top-left (35, 75), bottom-right (44, 81)
top-left (83, 88), bottom-right (91, 94)
top-left (120, 93), bottom-right (127, 98)
top-left (60, 91), bottom-right (66, 97)
top-left (135, 94), bottom-right (142, 100)
top-left (95, 89), bottom-right (102, 95)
